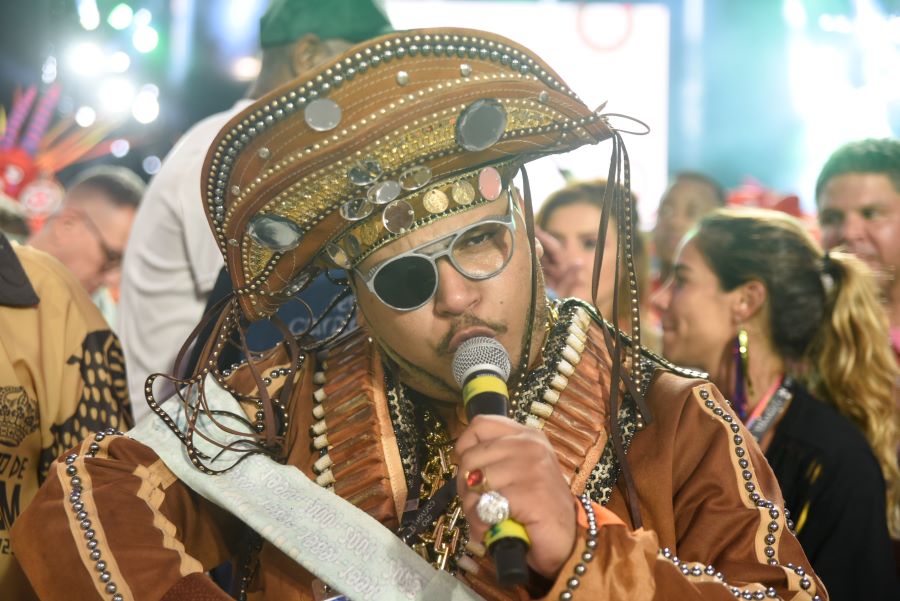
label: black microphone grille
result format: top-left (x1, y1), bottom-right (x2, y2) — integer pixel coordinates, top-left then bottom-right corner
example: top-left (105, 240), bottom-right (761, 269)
top-left (451, 337), bottom-right (511, 387)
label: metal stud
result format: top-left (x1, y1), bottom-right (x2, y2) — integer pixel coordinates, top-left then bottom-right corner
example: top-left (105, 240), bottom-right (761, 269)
top-left (303, 98), bottom-right (342, 132)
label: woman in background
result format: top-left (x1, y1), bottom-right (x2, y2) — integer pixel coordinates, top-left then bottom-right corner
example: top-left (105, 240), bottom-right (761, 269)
top-left (653, 208), bottom-right (900, 599)
top-left (537, 178), bottom-right (659, 350)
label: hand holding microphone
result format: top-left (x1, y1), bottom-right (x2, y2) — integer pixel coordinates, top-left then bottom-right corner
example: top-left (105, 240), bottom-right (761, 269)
top-left (452, 337), bottom-right (576, 587)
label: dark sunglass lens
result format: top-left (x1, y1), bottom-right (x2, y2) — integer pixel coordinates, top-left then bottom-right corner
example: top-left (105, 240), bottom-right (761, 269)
top-left (373, 256), bottom-right (437, 309)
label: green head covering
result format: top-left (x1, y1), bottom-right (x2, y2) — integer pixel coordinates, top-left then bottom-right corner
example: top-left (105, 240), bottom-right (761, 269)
top-left (260, 0), bottom-right (394, 48)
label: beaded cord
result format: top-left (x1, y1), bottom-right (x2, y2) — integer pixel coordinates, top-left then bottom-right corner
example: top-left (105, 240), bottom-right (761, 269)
top-left (63, 428), bottom-right (126, 601)
top-left (558, 494), bottom-right (598, 601)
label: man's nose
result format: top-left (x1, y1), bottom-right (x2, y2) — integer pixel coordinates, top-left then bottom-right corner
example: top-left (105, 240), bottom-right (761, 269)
top-left (838, 212), bottom-right (867, 246)
top-left (432, 258), bottom-right (479, 316)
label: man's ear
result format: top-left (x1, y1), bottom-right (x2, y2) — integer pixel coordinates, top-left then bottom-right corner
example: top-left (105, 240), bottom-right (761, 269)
top-left (290, 34), bottom-right (322, 76)
top-left (732, 280), bottom-right (767, 323)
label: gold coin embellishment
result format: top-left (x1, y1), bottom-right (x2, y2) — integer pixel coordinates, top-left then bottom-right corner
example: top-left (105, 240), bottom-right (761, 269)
top-left (423, 189), bottom-right (449, 213)
top-left (451, 180), bottom-right (476, 205)
top-left (358, 221), bottom-right (381, 245)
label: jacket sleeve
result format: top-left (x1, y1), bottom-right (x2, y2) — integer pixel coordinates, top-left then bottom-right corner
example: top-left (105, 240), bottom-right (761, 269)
top-left (11, 431), bottom-right (240, 600)
top-left (539, 381), bottom-right (827, 601)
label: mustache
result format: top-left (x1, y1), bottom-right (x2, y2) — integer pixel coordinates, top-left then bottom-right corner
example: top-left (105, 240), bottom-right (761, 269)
top-left (436, 314), bottom-right (508, 357)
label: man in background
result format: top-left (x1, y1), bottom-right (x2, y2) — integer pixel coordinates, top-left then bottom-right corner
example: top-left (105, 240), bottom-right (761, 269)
top-left (816, 138), bottom-right (900, 579)
top-left (652, 171), bottom-right (726, 285)
top-left (816, 138), bottom-right (900, 352)
top-left (118, 0), bottom-right (393, 421)
top-left (26, 165), bottom-right (144, 298)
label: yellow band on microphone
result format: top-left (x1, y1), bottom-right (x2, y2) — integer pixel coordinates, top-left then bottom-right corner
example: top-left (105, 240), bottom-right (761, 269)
top-left (462, 374), bottom-right (509, 405)
top-left (483, 518), bottom-right (531, 548)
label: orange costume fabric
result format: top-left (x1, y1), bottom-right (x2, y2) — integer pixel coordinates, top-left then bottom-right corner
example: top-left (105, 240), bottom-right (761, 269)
top-left (11, 300), bottom-right (825, 600)
top-left (0, 236), bottom-right (133, 599)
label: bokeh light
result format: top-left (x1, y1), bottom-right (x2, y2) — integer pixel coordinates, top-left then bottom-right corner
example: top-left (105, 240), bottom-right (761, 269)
top-left (77, 0), bottom-right (100, 31)
top-left (132, 25), bottom-right (159, 53)
top-left (142, 155), bottom-right (162, 175)
top-left (108, 51), bottom-right (131, 73)
top-left (68, 42), bottom-right (104, 76)
top-left (132, 87), bottom-right (160, 124)
top-left (110, 139), bottom-right (131, 158)
top-left (75, 106), bottom-right (97, 127)
top-left (98, 78), bottom-right (136, 113)
top-left (107, 4), bottom-right (134, 31)
top-left (232, 56), bottom-right (261, 81)
top-left (133, 8), bottom-right (152, 27)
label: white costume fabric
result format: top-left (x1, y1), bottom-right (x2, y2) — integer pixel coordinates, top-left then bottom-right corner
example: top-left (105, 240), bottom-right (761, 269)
top-left (118, 101), bottom-right (252, 421)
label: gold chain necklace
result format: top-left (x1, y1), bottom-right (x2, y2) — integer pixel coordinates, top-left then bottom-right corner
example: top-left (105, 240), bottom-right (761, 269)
top-left (411, 409), bottom-right (469, 572)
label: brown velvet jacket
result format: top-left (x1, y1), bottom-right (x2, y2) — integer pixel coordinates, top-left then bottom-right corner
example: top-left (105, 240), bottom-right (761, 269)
top-left (11, 303), bottom-right (826, 600)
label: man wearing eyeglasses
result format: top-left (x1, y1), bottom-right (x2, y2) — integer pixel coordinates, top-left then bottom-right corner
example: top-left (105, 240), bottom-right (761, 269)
top-left (27, 166), bottom-right (144, 299)
top-left (12, 26), bottom-right (827, 601)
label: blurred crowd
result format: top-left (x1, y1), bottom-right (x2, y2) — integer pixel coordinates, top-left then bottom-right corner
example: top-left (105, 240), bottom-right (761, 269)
top-left (1, 0), bottom-right (899, 599)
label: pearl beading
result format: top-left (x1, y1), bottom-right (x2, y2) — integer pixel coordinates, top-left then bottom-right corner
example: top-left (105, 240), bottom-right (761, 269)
top-left (697, 387), bottom-right (819, 599)
top-left (557, 494), bottom-right (598, 600)
top-left (63, 428), bottom-right (126, 601)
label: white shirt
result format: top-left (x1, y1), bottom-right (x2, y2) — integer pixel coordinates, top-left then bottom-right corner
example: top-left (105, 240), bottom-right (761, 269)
top-left (118, 101), bottom-right (252, 421)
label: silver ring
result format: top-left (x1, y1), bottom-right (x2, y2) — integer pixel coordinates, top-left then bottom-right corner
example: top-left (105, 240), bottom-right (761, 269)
top-left (476, 491), bottom-right (510, 525)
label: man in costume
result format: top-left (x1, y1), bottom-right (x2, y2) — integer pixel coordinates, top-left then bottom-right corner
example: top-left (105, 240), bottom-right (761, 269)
top-left (118, 0), bottom-right (392, 421)
top-left (0, 233), bottom-right (133, 600)
top-left (13, 28), bottom-right (825, 600)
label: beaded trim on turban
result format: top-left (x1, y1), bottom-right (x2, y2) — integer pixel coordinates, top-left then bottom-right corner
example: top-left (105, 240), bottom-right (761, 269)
top-left (202, 28), bottom-right (614, 322)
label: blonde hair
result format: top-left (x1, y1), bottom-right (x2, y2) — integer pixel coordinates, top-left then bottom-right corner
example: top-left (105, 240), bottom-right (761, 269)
top-left (807, 251), bottom-right (900, 538)
top-left (695, 208), bottom-right (900, 538)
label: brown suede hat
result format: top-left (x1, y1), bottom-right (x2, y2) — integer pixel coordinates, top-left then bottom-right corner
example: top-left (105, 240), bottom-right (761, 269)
top-left (202, 28), bottom-right (614, 322)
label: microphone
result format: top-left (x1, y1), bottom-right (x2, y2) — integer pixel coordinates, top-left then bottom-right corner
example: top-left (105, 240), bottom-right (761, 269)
top-left (452, 337), bottom-right (529, 588)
